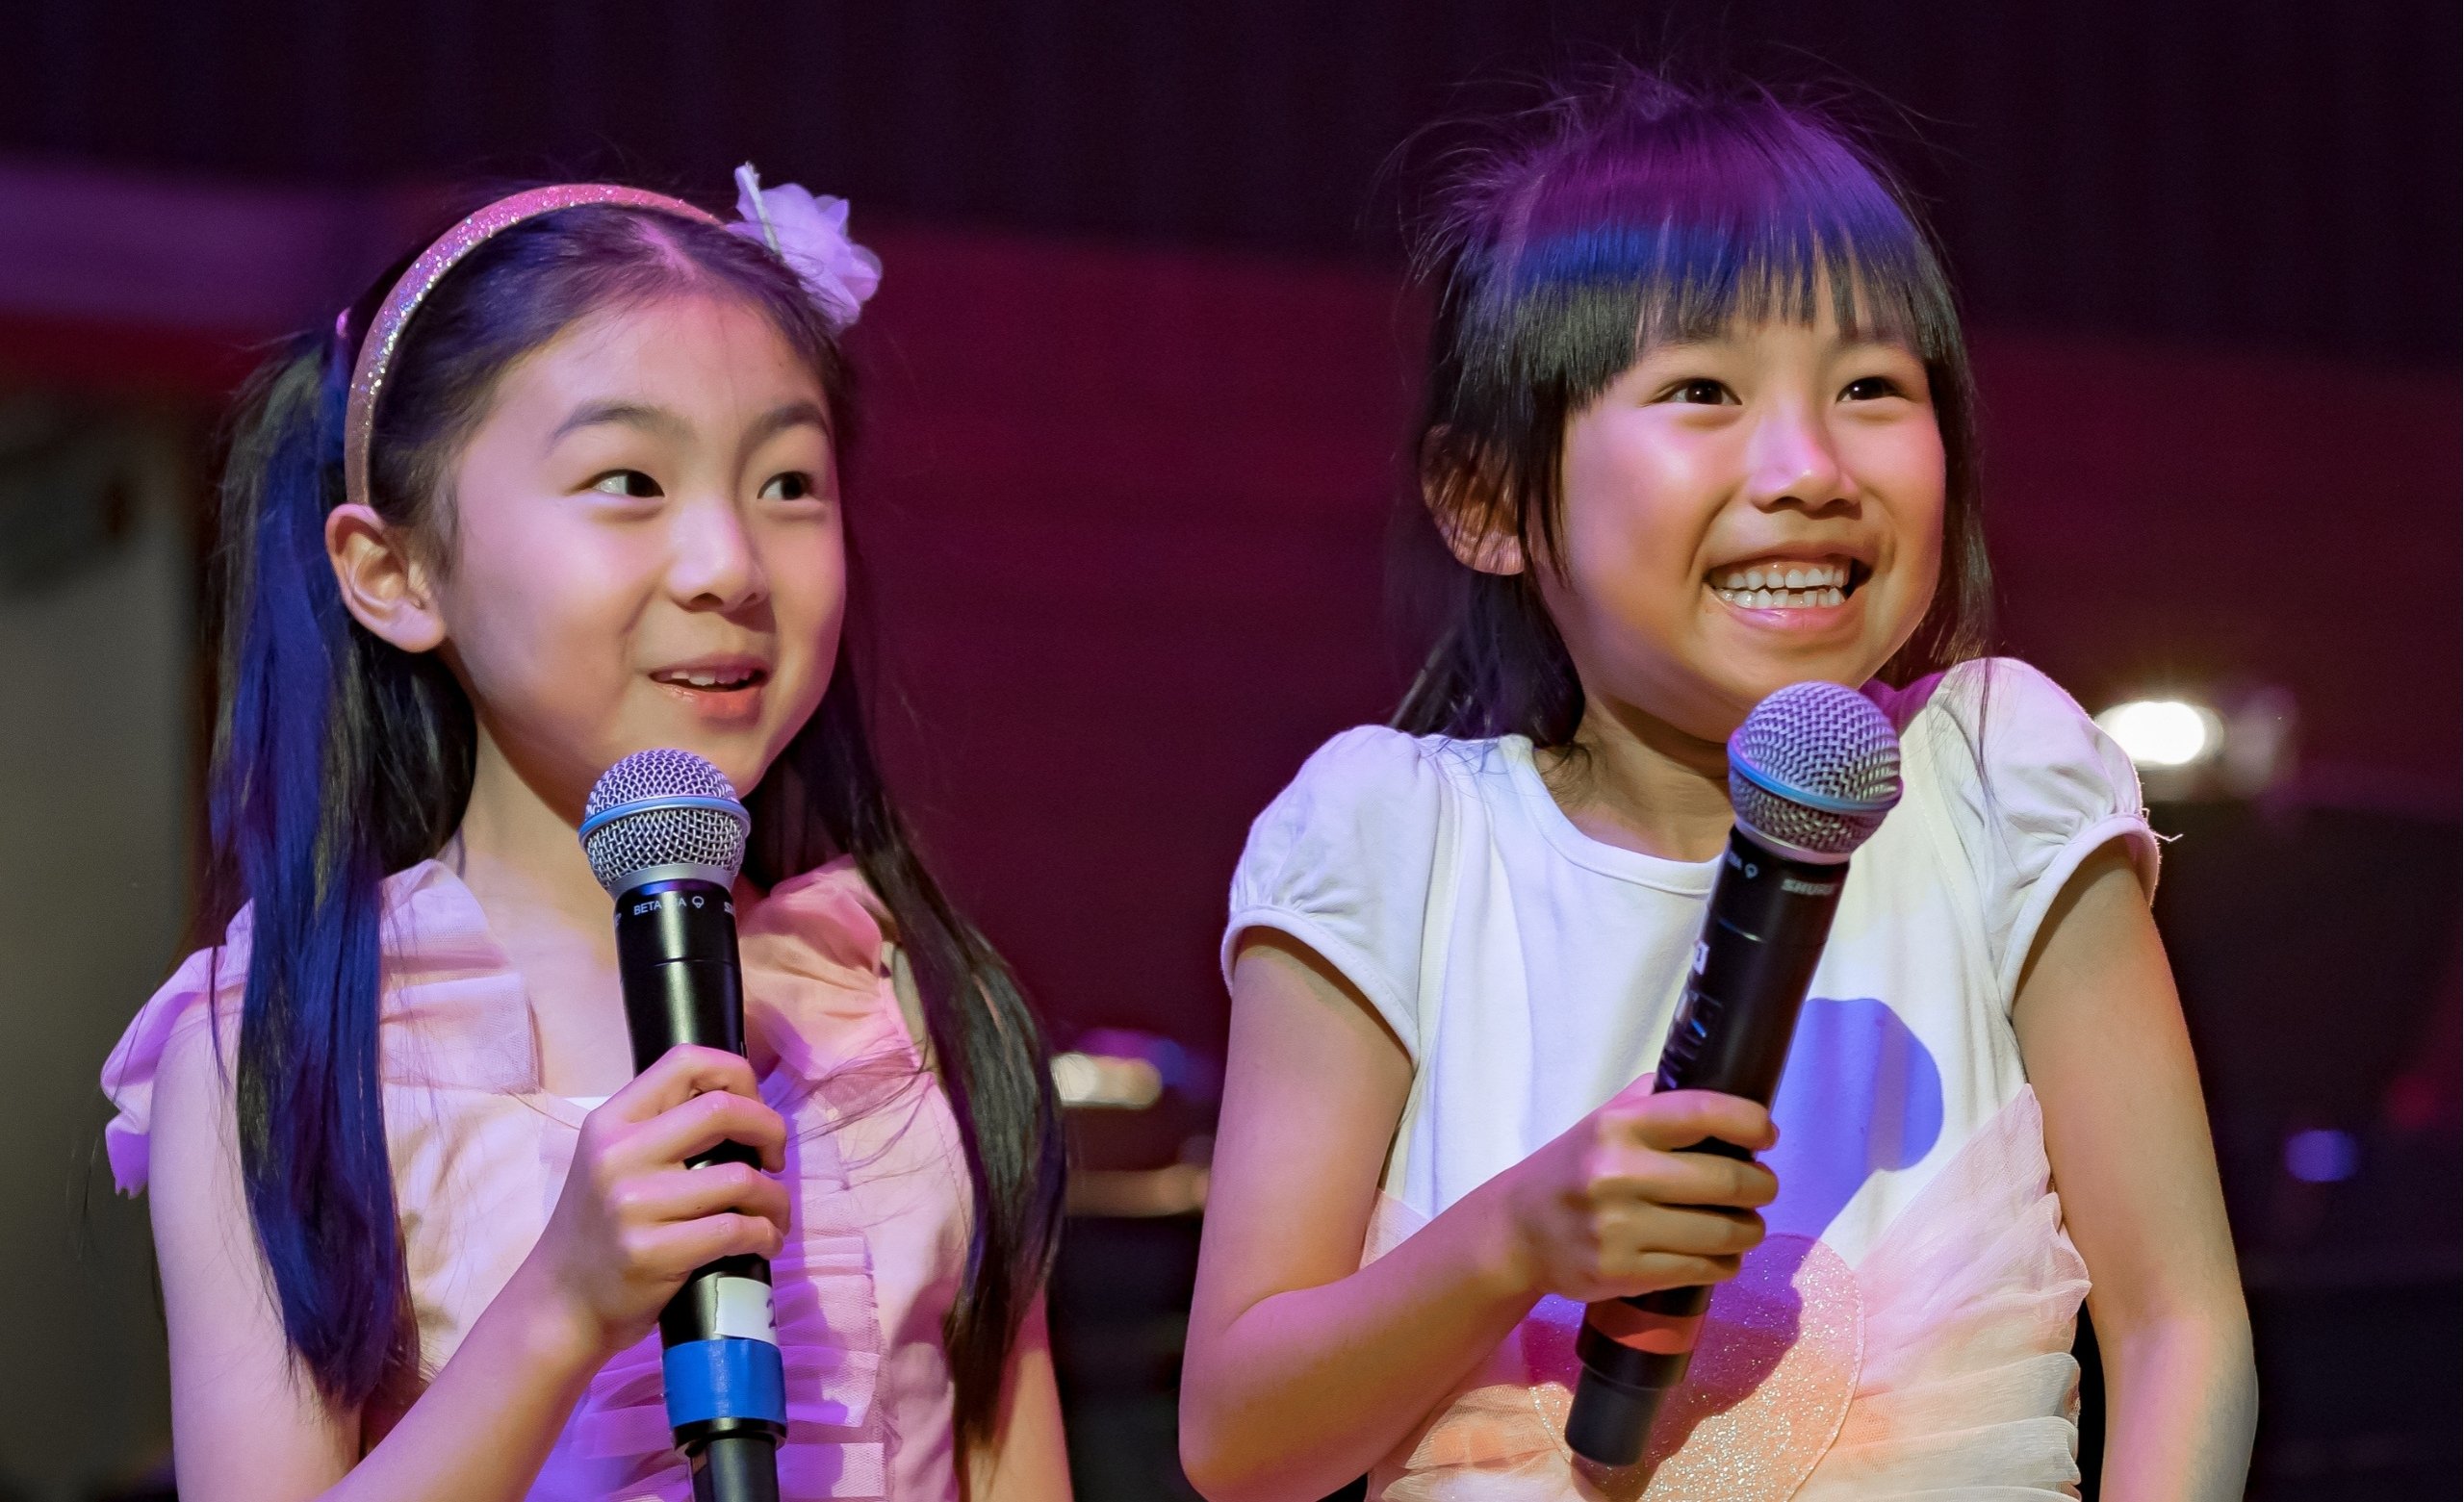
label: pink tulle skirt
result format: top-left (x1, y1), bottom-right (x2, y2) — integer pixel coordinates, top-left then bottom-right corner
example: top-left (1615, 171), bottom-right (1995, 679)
top-left (1363, 1088), bottom-right (2091, 1501)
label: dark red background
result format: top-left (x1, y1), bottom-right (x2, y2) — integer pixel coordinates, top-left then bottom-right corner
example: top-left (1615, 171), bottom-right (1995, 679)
top-left (5, 213), bottom-right (2452, 1052)
top-left (4, 8), bottom-right (2455, 1490)
top-left (832, 226), bottom-right (2461, 1048)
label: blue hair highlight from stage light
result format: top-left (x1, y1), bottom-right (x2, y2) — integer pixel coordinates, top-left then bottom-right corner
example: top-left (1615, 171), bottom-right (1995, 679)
top-left (206, 344), bottom-right (418, 1409)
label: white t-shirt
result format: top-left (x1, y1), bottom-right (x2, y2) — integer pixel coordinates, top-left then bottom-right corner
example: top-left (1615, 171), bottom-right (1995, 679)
top-left (1222, 657), bottom-right (2156, 1271)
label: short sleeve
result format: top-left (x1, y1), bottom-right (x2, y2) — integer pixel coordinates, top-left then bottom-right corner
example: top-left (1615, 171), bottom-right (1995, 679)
top-left (1913, 659), bottom-right (2160, 1004)
top-left (99, 932), bottom-right (247, 1195)
top-left (1223, 726), bottom-right (1450, 1061)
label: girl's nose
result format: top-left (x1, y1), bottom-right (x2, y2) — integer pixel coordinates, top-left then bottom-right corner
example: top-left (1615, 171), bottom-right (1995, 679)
top-left (666, 495), bottom-right (768, 612)
top-left (1743, 402), bottom-right (1849, 515)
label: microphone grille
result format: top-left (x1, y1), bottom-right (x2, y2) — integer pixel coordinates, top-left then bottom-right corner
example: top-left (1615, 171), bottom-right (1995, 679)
top-left (1727, 681), bottom-right (1904, 860)
top-left (580, 749), bottom-right (749, 895)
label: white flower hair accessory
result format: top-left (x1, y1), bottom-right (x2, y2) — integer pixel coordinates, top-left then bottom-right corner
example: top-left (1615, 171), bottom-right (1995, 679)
top-left (730, 163), bottom-right (882, 331)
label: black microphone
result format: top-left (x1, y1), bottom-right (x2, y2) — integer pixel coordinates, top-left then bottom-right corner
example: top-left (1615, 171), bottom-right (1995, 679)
top-left (1563, 681), bottom-right (1904, 1468)
top-left (581, 750), bottom-right (783, 1502)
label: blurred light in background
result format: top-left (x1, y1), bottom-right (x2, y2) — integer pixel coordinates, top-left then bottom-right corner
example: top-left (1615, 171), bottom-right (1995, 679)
top-left (1065, 1159), bottom-right (1211, 1218)
top-left (2283, 1128), bottom-right (2363, 1184)
top-left (1057, 1030), bottom-right (1220, 1219)
top-left (2097, 687), bottom-right (2299, 801)
top-left (1053, 1051), bottom-right (1166, 1110)
top-left (2096, 698), bottom-right (2222, 767)
top-left (1067, 1028), bottom-right (1222, 1103)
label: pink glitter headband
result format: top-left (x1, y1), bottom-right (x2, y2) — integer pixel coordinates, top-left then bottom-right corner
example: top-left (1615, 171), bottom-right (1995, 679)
top-left (340, 184), bottom-right (721, 513)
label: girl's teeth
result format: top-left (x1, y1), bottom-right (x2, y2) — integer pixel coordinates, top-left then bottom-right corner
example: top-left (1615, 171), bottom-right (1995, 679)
top-left (1710, 581), bottom-right (1853, 610)
top-left (1710, 561), bottom-right (1852, 604)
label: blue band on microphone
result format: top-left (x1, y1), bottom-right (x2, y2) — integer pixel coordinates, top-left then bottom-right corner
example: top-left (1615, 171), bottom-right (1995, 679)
top-left (662, 1337), bottom-right (787, 1428)
top-left (580, 793), bottom-right (751, 843)
top-left (1728, 748), bottom-right (1898, 816)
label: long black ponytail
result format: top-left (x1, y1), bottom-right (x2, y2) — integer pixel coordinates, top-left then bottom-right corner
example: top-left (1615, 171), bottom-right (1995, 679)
top-left (745, 663), bottom-right (1065, 1444)
top-left (199, 332), bottom-right (473, 1413)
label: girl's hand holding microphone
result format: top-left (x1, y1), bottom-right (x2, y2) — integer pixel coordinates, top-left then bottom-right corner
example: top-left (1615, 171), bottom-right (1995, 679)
top-left (514, 1046), bottom-right (791, 1362)
top-left (1489, 1078), bottom-right (1779, 1306)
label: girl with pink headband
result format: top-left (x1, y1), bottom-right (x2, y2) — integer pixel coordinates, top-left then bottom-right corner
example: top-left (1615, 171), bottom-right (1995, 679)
top-left (100, 170), bottom-right (1071, 1500)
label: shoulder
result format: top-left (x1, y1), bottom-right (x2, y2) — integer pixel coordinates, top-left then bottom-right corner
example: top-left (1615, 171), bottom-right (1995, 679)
top-left (1291, 723), bottom-right (1460, 796)
top-left (147, 972), bottom-right (242, 1164)
top-left (102, 921), bottom-right (251, 1196)
top-left (1224, 728), bottom-right (1490, 1055)
top-left (1267, 724), bottom-right (1458, 824)
top-left (742, 855), bottom-right (889, 977)
top-left (1886, 657), bottom-right (2104, 748)
top-left (1887, 657), bottom-right (2159, 998)
top-left (100, 860), bottom-right (504, 1196)
top-left (1897, 658), bottom-right (2146, 831)
top-left (1230, 726), bottom-right (1478, 901)
top-left (737, 857), bottom-right (921, 1073)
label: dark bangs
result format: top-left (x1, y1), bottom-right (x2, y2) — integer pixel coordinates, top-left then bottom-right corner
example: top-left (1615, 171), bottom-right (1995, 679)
top-left (1400, 77), bottom-right (1990, 744)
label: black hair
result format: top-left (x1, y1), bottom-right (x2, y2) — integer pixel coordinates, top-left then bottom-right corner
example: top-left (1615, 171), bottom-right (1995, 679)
top-left (1395, 71), bottom-right (1991, 743)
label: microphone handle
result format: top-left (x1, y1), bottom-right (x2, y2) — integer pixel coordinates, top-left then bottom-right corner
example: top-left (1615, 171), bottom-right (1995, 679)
top-left (1563, 828), bottom-right (1848, 1467)
top-left (615, 878), bottom-right (783, 1502)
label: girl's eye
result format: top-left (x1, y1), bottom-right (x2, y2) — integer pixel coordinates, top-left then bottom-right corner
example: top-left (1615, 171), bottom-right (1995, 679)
top-left (1841, 375), bottom-right (1907, 402)
top-left (589, 470), bottom-right (664, 498)
top-left (1661, 377), bottom-right (1737, 406)
top-left (759, 471), bottom-right (816, 501)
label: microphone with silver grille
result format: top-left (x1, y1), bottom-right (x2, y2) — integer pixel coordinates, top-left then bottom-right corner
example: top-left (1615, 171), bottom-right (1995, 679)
top-left (581, 750), bottom-right (781, 1502)
top-left (1563, 682), bottom-right (1903, 1467)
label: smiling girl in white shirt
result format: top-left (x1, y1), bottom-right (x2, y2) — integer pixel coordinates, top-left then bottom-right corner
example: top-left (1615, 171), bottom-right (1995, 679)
top-left (1181, 75), bottom-right (2255, 1501)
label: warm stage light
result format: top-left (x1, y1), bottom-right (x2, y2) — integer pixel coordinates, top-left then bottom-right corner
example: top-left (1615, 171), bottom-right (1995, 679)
top-left (2094, 699), bottom-right (2222, 768)
top-left (1052, 1051), bottom-right (1166, 1109)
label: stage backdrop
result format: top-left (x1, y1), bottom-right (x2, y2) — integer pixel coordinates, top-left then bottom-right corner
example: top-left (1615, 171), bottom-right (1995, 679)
top-left (1, 181), bottom-right (2451, 1055)
top-left (0, 164), bottom-right (2454, 1499)
top-left (838, 224), bottom-right (2462, 1051)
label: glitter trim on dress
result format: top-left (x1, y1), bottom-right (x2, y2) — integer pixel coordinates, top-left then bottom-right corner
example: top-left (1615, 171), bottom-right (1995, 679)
top-left (1358, 1088), bottom-right (2088, 1501)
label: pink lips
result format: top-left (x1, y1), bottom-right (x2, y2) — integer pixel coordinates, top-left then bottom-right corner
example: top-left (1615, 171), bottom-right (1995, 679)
top-left (648, 656), bottom-right (770, 726)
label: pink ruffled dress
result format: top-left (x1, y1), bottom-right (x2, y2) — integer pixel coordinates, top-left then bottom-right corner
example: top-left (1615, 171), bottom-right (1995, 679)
top-left (102, 858), bottom-right (971, 1502)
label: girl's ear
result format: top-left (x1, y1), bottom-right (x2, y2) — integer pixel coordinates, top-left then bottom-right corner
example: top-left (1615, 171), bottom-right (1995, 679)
top-left (325, 504), bottom-right (446, 652)
top-left (1421, 426), bottom-right (1527, 576)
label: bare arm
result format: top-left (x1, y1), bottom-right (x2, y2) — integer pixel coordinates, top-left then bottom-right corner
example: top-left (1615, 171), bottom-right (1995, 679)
top-left (964, 1296), bottom-right (1073, 1501)
top-left (152, 1028), bottom-right (790, 1502)
top-left (1180, 931), bottom-right (1774, 1502)
top-left (2014, 843), bottom-right (2257, 1501)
